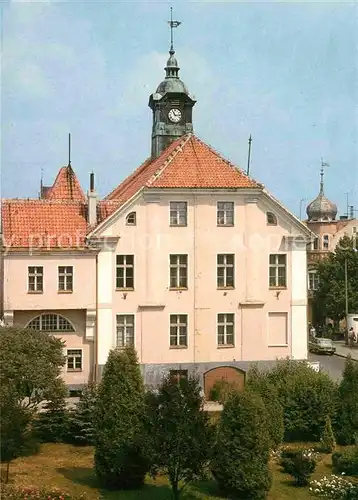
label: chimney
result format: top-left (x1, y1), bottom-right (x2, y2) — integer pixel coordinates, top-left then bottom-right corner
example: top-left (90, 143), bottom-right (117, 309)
top-left (88, 172), bottom-right (97, 226)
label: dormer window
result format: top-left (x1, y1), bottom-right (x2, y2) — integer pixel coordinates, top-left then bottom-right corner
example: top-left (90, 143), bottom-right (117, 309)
top-left (125, 212), bottom-right (136, 226)
top-left (266, 212), bottom-right (277, 226)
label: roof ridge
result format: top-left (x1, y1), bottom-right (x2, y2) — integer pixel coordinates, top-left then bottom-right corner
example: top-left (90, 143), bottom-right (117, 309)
top-left (146, 134), bottom-right (192, 187)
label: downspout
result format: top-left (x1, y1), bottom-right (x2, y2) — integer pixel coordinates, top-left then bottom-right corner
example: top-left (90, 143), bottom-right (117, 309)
top-left (94, 253), bottom-right (99, 382)
top-left (0, 233), bottom-right (4, 322)
top-left (193, 194), bottom-right (197, 366)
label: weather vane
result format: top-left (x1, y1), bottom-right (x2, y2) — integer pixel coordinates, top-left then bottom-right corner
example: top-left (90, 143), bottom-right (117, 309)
top-left (167, 7), bottom-right (181, 53)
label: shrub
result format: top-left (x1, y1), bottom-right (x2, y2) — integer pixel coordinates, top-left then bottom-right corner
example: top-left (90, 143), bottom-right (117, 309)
top-left (34, 379), bottom-right (69, 443)
top-left (310, 475), bottom-right (358, 499)
top-left (336, 357), bottom-right (358, 445)
top-left (265, 359), bottom-right (338, 441)
top-left (247, 365), bottom-right (284, 450)
top-left (94, 347), bottom-right (148, 490)
top-left (212, 390), bottom-right (272, 500)
top-left (68, 383), bottom-right (97, 446)
top-left (280, 448), bottom-right (318, 486)
top-left (0, 485), bottom-right (96, 500)
top-left (146, 374), bottom-right (211, 500)
top-left (209, 379), bottom-right (238, 403)
top-left (320, 415), bottom-right (336, 453)
top-left (332, 447), bottom-right (358, 476)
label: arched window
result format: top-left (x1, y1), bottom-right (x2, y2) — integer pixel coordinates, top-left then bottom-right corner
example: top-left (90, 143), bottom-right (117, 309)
top-left (125, 212), bottom-right (136, 226)
top-left (322, 234), bottom-right (330, 250)
top-left (266, 212), bottom-right (277, 226)
top-left (27, 313), bottom-right (75, 332)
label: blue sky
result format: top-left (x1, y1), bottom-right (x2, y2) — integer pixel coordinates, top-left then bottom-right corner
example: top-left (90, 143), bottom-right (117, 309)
top-left (2, 0), bottom-right (357, 218)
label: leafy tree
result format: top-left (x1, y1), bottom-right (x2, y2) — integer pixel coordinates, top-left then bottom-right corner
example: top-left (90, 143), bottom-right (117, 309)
top-left (335, 356), bottom-right (358, 445)
top-left (68, 383), bottom-right (97, 446)
top-left (146, 374), bottom-right (211, 500)
top-left (0, 326), bottom-right (66, 410)
top-left (246, 364), bottom-right (284, 450)
top-left (34, 379), bottom-right (69, 443)
top-left (265, 359), bottom-right (338, 441)
top-left (94, 347), bottom-right (148, 490)
top-left (313, 235), bottom-right (358, 322)
top-left (0, 385), bottom-right (36, 483)
top-left (320, 415), bottom-right (336, 453)
top-left (212, 390), bottom-right (272, 500)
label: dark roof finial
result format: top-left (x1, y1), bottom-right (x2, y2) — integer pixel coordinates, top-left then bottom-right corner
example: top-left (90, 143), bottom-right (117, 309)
top-left (168, 6), bottom-right (181, 56)
top-left (320, 157), bottom-right (329, 194)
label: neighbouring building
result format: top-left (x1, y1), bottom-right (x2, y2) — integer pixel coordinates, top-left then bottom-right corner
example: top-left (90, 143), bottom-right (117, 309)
top-left (1, 38), bottom-right (312, 397)
top-left (304, 167), bottom-right (357, 324)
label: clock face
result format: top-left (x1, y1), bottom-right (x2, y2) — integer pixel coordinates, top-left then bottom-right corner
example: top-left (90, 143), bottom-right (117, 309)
top-left (168, 108), bottom-right (182, 123)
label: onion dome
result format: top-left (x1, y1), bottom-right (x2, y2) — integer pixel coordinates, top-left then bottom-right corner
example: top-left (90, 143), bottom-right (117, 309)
top-left (306, 167), bottom-right (337, 221)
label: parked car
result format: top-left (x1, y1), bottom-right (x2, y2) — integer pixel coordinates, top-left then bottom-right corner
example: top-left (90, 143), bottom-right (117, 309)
top-left (308, 337), bottom-right (336, 355)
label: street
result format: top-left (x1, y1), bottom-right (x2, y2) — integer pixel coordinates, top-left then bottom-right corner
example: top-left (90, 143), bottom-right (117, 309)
top-left (308, 353), bottom-right (355, 381)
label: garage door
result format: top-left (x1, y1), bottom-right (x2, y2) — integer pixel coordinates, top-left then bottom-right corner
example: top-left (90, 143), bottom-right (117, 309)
top-left (204, 366), bottom-right (245, 400)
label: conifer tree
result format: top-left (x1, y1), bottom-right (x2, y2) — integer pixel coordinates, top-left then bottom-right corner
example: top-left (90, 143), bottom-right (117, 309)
top-left (94, 347), bottom-right (148, 490)
top-left (336, 356), bottom-right (358, 445)
top-left (69, 383), bottom-right (97, 446)
top-left (34, 379), bottom-right (69, 443)
top-left (212, 390), bottom-right (272, 500)
top-left (320, 415), bottom-right (336, 453)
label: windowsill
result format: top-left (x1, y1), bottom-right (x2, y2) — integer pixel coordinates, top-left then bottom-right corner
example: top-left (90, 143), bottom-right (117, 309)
top-left (269, 286), bottom-right (287, 290)
top-left (268, 344), bottom-right (288, 348)
top-left (169, 287), bottom-right (188, 291)
top-left (170, 345), bottom-right (188, 349)
top-left (217, 224), bottom-right (234, 227)
top-left (67, 369), bottom-right (83, 372)
top-left (267, 224), bottom-right (278, 227)
top-left (58, 290), bottom-right (73, 294)
top-left (27, 291), bottom-right (43, 294)
top-left (116, 288), bottom-right (134, 292)
top-left (217, 344), bottom-right (235, 349)
top-left (217, 286), bottom-right (235, 290)
top-left (169, 224), bottom-right (187, 227)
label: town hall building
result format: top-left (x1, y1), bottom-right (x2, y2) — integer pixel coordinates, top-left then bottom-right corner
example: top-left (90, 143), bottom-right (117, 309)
top-left (1, 37), bottom-right (312, 397)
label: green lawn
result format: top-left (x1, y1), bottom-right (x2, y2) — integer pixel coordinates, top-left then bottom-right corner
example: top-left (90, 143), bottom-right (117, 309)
top-left (0, 443), bottom-right (348, 499)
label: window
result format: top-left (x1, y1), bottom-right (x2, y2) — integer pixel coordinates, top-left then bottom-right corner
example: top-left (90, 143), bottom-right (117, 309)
top-left (170, 314), bottom-right (188, 348)
top-left (116, 255), bottom-right (134, 289)
top-left (308, 269), bottom-right (319, 291)
top-left (27, 313), bottom-right (75, 332)
top-left (266, 212), bottom-right (277, 225)
top-left (169, 370), bottom-right (188, 383)
top-left (311, 237), bottom-right (319, 250)
top-left (217, 313), bottom-right (235, 346)
top-left (217, 202), bottom-right (234, 226)
top-left (58, 266), bottom-right (73, 292)
top-left (66, 349), bottom-right (82, 371)
top-left (116, 314), bottom-right (135, 348)
top-left (269, 254), bottom-right (287, 288)
top-left (170, 202), bottom-right (187, 226)
top-left (268, 312), bottom-right (288, 346)
top-left (169, 254), bottom-right (188, 289)
top-left (217, 254), bottom-right (235, 288)
top-left (126, 212), bottom-right (136, 225)
top-left (28, 266), bottom-right (43, 292)
top-left (323, 234), bottom-right (330, 250)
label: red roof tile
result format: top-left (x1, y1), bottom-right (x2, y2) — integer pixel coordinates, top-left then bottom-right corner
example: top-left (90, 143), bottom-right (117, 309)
top-left (1, 200), bottom-right (88, 249)
top-left (107, 134), bottom-right (259, 202)
top-left (44, 166), bottom-right (86, 201)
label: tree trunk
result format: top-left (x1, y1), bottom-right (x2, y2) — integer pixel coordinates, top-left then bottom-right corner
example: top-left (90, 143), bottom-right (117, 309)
top-left (5, 461), bottom-right (10, 483)
top-left (172, 481), bottom-right (180, 500)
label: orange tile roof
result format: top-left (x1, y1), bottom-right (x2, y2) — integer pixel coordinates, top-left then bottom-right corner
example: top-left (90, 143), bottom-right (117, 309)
top-left (44, 166), bottom-right (86, 201)
top-left (106, 134), bottom-right (259, 203)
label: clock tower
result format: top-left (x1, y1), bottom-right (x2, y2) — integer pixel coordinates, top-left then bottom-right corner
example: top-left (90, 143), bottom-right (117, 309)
top-left (149, 16), bottom-right (196, 158)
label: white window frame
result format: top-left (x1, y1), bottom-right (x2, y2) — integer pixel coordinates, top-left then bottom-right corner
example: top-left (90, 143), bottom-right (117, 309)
top-left (217, 202), bottom-right (234, 226)
top-left (125, 212), bottom-right (136, 226)
top-left (58, 265), bottom-right (73, 292)
top-left (116, 314), bottom-right (135, 348)
top-left (116, 255), bottom-right (134, 289)
top-left (269, 254), bottom-right (287, 288)
top-left (169, 314), bottom-right (188, 348)
top-left (28, 266), bottom-right (43, 293)
top-left (66, 348), bottom-right (83, 372)
top-left (170, 202), bottom-right (187, 226)
top-left (217, 313), bottom-right (235, 347)
top-left (26, 313), bottom-right (75, 332)
top-left (217, 254), bottom-right (235, 288)
top-left (169, 254), bottom-right (188, 289)
top-left (308, 269), bottom-right (319, 291)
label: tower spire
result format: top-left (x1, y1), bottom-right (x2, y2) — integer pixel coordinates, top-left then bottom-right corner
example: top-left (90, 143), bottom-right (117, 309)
top-left (320, 157), bottom-right (329, 194)
top-left (168, 7), bottom-right (181, 55)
